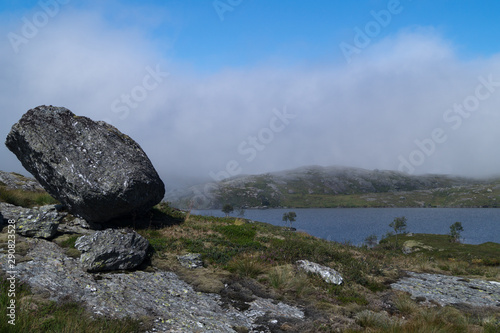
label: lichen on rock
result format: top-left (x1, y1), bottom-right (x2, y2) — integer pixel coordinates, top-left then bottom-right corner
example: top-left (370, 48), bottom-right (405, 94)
top-left (75, 228), bottom-right (149, 272)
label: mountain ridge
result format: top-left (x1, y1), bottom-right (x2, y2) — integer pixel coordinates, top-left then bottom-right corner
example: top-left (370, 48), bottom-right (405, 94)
top-left (166, 165), bottom-right (499, 209)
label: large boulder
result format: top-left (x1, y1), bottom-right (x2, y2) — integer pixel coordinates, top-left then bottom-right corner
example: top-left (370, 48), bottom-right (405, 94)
top-left (75, 228), bottom-right (149, 272)
top-left (5, 105), bottom-right (165, 223)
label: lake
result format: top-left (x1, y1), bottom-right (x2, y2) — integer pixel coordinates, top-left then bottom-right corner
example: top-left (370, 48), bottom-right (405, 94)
top-left (192, 208), bottom-right (500, 246)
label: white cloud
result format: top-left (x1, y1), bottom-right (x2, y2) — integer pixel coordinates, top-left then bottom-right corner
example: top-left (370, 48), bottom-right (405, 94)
top-left (1, 8), bottom-right (500, 190)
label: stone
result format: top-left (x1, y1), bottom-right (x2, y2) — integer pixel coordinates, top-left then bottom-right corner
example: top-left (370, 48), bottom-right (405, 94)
top-left (5, 105), bottom-right (165, 223)
top-left (0, 212), bottom-right (4, 227)
top-left (75, 228), bottom-right (149, 272)
top-left (401, 240), bottom-right (433, 254)
top-left (16, 205), bottom-right (63, 239)
top-left (0, 170), bottom-right (44, 192)
top-left (391, 271), bottom-right (500, 307)
top-left (296, 259), bottom-right (343, 285)
top-left (0, 238), bottom-right (306, 332)
top-left (0, 202), bottom-right (30, 220)
top-left (177, 253), bottom-right (203, 269)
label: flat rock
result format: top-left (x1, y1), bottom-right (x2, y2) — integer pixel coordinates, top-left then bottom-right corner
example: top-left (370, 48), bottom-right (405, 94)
top-left (401, 240), bottom-right (433, 254)
top-left (75, 228), bottom-right (149, 272)
top-left (296, 259), bottom-right (343, 285)
top-left (5, 105), bottom-right (165, 223)
top-left (391, 271), bottom-right (500, 307)
top-left (0, 202), bottom-right (30, 221)
top-left (15, 205), bottom-right (63, 239)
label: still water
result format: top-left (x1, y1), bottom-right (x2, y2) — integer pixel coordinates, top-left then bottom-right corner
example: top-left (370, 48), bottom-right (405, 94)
top-left (192, 208), bottom-right (500, 246)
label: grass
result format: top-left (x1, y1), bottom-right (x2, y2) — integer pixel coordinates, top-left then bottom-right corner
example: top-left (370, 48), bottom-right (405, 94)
top-left (380, 233), bottom-right (500, 277)
top-left (0, 186), bottom-right (58, 208)
top-left (1, 197), bottom-right (499, 332)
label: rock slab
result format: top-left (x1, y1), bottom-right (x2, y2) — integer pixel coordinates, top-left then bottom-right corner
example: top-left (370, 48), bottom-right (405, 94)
top-left (75, 228), bottom-right (149, 272)
top-left (5, 105), bottom-right (165, 223)
top-left (0, 238), bottom-right (305, 332)
top-left (391, 271), bottom-right (500, 307)
top-left (296, 259), bottom-right (343, 285)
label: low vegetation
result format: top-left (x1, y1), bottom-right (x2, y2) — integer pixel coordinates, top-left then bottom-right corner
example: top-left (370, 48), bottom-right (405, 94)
top-left (1, 202), bottom-right (499, 332)
top-left (0, 185), bottom-right (58, 208)
top-left (138, 205), bottom-right (499, 331)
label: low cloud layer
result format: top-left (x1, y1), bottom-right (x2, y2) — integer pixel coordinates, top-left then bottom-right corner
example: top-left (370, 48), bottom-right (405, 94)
top-left (2, 6), bottom-right (500, 190)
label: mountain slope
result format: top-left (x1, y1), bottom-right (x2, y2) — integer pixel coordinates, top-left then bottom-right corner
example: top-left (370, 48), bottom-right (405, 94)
top-left (167, 166), bottom-right (499, 209)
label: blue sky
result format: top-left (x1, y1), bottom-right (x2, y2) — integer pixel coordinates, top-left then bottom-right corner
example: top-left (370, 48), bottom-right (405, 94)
top-left (2, 1), bottom-right (500, 189)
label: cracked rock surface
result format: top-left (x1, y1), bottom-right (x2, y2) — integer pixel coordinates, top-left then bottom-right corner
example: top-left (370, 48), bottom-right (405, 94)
top-left (0, 237), bottom-right (305, 332)
top-left (391, 271), bottom-right (500, 307)
top-left (75, 228), bottom-right (149, 272)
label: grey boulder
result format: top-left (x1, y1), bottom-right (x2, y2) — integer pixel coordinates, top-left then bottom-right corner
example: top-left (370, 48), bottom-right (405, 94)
top-left (75, 228), bottom-right (149, 272)
top-left (5, 105), bottom-right (165, 223)
top-left (296, 259), bottom-right (343, 285)
top-left (15, 205), bottom-right (63, 239)
top-left (177, 253), bottom-right (203, 269)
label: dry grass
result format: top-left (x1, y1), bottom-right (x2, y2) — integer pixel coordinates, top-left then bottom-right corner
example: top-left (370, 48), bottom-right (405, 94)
top-left (226, 253), bottom-right (267, 278)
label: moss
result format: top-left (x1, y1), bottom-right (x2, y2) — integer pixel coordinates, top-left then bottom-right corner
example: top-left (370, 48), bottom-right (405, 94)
top-left (53, 234), bottom-right (80, 249)
top-left (65, 248), bottom-right (81, 259)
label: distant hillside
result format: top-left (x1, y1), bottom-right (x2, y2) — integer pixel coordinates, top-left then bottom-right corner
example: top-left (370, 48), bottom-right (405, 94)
top-left (167, 165), bottom-right (500, 209)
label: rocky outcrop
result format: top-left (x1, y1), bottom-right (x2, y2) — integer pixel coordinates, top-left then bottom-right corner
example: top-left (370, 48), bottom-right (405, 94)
top-left (5, 105), bottom-right (165, 223)
top-left (391, 271), bottom-right (500, 307)
top-left (0, 170), bottom-right (44, 192)
top-left (401, 240), bottom-right (433, 254)
top-left (168, 165), bottom-right (484, 209)
top-left (0, 236), bottom-right (305, 332)
top-left (0, 202), bottom-right (29, 221)
top-left (16, 205), bottom-right (63, 239)
top-left (75, 229), bottom-right (149, 272)
top-left (296, 259), bottom-right (343, 285)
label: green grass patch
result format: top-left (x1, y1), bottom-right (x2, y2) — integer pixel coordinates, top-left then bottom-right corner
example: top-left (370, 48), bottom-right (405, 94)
top-left (214, 224), bottom-right (257, 245)
top-left (0, 186), bottom-right (58, 208)
top-left (59, 235), bottom-right (79, 249)
top-left (381, 233), bottom-right (500, 265)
